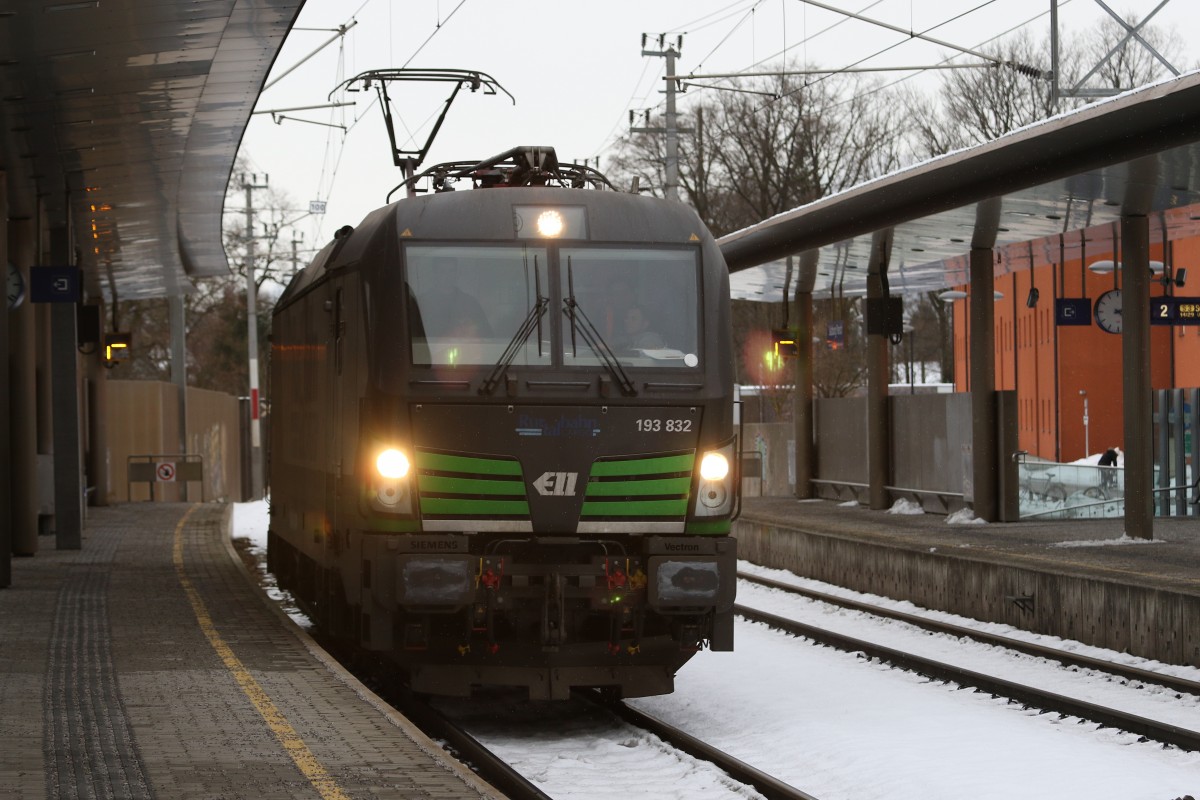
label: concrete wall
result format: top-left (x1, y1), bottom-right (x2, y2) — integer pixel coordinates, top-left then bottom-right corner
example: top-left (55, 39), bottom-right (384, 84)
top-left (106, 381), bottom-right (242, 503)
top-left (746, 393), bottom-right (976, 512)
top-left (734, 518), bottom-right (1200, 667)
top-left (887, 392), bottom-right (973, 511)
top-left (740, 422), bottom-right (794, 498)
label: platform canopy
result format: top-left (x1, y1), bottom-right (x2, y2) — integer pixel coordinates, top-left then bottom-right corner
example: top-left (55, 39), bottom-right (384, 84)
top-left (0, 0), bottom-right (304, 300)
top-left (722, 70), bottom-right (1200, 301)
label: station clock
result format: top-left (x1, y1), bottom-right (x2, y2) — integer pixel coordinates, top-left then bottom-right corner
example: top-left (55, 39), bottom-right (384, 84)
top-left (7, 262), bottom-right (24, 311)
top-left (1094, 288), bottom-right (1122, 334)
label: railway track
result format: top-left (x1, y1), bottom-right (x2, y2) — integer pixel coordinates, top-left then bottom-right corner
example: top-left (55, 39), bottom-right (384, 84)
top-left (344, 647), bottom-right (820, 800)
top-left (238, 539), bottom-right (1196, 795)
top-left (390, 688), bottom-right (554, 800)
top-left (239, 538), bottom-right (819, 799)
top-left (581, 691), bottom-right (820, 800)
top-left (736, 570), bottom-right (1200, 751)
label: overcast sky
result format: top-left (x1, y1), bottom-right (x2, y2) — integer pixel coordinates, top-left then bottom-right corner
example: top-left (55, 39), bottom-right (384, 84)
top-left (236, 0), bottom-right (1200, 262)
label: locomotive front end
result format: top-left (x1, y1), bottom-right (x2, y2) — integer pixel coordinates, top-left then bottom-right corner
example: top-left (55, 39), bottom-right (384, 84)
top-left (271, 156), bottom-right (738, 701)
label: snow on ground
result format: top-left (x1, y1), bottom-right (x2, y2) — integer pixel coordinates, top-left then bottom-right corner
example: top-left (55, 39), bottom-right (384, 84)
top-left (232, 501), bottom-right (1200, 799)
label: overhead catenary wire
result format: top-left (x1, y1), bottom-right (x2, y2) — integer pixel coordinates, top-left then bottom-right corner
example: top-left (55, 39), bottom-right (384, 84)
top-left (825, 0), bottom-right (1077, 110)
top-left (301, 0), bottom-right (473, 243)
top-left (760, 0), bottom-right (1008, 105)
top-left (608, 0), bottom-right (888, 154)
top-left (600, 0), bottom-right (883, 158)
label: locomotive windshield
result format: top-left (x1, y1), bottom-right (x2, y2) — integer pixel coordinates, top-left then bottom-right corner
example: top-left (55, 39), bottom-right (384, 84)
top-left (407, 244), bottom-right (551, 367)
top-left (561, 247), bottom-right (700, 368)
top-left (404, 243), bottom-right (700, 369)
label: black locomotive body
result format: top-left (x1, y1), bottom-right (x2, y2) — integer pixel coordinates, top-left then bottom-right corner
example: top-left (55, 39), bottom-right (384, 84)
top-left (269, 153), bottom-right (737, 699)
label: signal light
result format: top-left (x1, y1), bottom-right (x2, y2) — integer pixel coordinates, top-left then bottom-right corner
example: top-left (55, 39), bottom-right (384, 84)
top-left (772, 327), bottom-right (798, 358)
top-left (104, 332), bottom-right (131, 365)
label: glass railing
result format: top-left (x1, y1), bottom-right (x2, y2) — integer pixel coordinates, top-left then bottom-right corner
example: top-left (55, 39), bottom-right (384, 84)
top-left (1017, 458), bottom-right (1124, 519)
top-left (1017, 457), bottom-right (1196, 519)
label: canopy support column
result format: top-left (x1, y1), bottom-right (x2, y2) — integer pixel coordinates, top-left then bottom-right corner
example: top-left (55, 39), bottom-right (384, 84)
top-left (792, 250), bottom-right (818, 499)
top-left (969, 199), bottom-right (1001, 521)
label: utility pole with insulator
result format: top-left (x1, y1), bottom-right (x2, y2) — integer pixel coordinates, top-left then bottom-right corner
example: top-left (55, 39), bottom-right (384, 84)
top-left (632, 34), bottom-right (692, 202)
top-left (241, 172), bottom-right (269, 500)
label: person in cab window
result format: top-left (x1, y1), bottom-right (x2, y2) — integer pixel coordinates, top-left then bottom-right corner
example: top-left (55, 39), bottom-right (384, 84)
top-left (601, 278), bottom-right (636, 340)
top-left (421, 260), bottom-right (493, 340)
top-left (622, 305), bottom-right (665, 350)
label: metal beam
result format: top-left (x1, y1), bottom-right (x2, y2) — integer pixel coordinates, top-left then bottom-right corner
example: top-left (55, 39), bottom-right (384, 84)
top-left (718, 72), bottom-right (1200, 271)
top-left (866, 229), bottom-right (893, 510)
top-left (1, 171), bottom-right (9, 588)
top-left (49, 226), bottom-right (82, 550)
top-left (170, 294), bottom-right (188, 501)
top-left (792, 250), bottom-right (818, 499)
top-left (1122, 158), bottom-right (1157, 538)
top-left (970, 200), bottom-right (1002, 521)
top-left (8, 218), bottom-right (37, 556)
top-left (86, 298), bottom-right (109, 507)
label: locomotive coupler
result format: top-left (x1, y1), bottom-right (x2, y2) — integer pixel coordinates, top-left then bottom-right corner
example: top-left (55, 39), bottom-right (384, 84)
top-left (607, 612), bottom-right (623, 656)
top-left (541, 572), bottom-right (567, 649)
top-left (629, 608), bottom-right (645, 655)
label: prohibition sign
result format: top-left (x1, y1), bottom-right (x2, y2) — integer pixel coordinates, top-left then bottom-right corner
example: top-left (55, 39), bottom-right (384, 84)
top-left (156, 462), bottom-right (177, 482)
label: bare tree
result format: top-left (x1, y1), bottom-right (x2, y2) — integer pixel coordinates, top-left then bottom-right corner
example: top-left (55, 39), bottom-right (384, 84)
top-left (111, 161), bottom-right (305, 393)
top-left (1076, 12), bottom-right (1187, 94)
top-left (609, 65), bottom-right (906, 237)
top-left (905, 31), bottom-right (1079, 159)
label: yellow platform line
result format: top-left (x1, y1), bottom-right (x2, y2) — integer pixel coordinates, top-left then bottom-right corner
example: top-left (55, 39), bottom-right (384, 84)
top-left (172, 505), bottom-right (350, 800)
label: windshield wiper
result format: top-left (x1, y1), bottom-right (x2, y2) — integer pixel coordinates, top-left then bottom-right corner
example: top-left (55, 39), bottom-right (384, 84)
top-left (480, 255), bottom-right (547, 396)
top-left (479, 296), bottom-right (549, 395)
top-left (564, 256), bottom-right (636, 396)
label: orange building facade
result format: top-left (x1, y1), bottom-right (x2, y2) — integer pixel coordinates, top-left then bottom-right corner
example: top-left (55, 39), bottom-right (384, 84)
top-left (951, 228), bottom-right (1200, 462)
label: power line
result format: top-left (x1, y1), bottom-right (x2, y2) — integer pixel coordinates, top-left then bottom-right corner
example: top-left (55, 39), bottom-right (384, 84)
top-left (692, 1), bottom-right (765, 72)
top-left (665, 0), bottom-right (758, 34)
top-left (827, 0), bottom-right (1076, 110)
top-left (402, 0), bottom-right (470, 68)
top-left (766, 0), bottom-right (1010, 105)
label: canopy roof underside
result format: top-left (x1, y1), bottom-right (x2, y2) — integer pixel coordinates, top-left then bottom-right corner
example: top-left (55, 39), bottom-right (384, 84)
top-left (0, 0), bottom-right (303, 300)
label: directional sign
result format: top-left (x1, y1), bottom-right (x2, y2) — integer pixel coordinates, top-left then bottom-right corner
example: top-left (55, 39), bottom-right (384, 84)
top-left (1150, 296), bottom-right (1176, 325)
top-left (1055, 298), bottom-right (1091, 326)
top-left (1175, 297), bottom-right (1200, 325)
top-left (155, 462), bottom-right (177, 482)
top-left (1148, 297), bottom-right (1200, 325)
top-left (30, 266), bottom-right (81, 303)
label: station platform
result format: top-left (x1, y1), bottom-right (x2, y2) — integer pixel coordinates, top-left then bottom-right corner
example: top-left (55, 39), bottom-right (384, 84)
top-left (0, 503), bottom-right (501, 800)
top-left (735, 497), bottom-right (1200, 667)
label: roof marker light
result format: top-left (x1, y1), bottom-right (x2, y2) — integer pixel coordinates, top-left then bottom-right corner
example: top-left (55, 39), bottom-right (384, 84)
top-left (536, 210), bottom-right (564, 237)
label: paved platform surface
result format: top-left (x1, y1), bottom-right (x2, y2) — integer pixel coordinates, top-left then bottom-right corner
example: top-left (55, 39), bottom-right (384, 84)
top-left (739, 497), bottom-right (1200, 595)
top-left (0, 503), bottom-right (502, 800)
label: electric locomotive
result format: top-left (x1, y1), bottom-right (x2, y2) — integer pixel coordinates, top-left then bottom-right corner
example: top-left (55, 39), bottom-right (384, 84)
top-left (268, 147), bottom-right (738, 699)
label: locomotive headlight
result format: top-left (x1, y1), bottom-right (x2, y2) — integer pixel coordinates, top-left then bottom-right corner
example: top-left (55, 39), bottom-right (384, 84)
top-left (376, 448), bottom-right (411, 479)
top-left (536, 209), bottom-right (564, 237)
top-left (699, 452), bottom-right (730, 481)
top-left (694, 441), bottom-right (736, 518)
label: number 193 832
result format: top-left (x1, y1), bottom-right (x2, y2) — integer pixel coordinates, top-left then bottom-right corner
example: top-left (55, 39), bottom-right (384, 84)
top-left (636, 418), bottom-right (692, 432)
